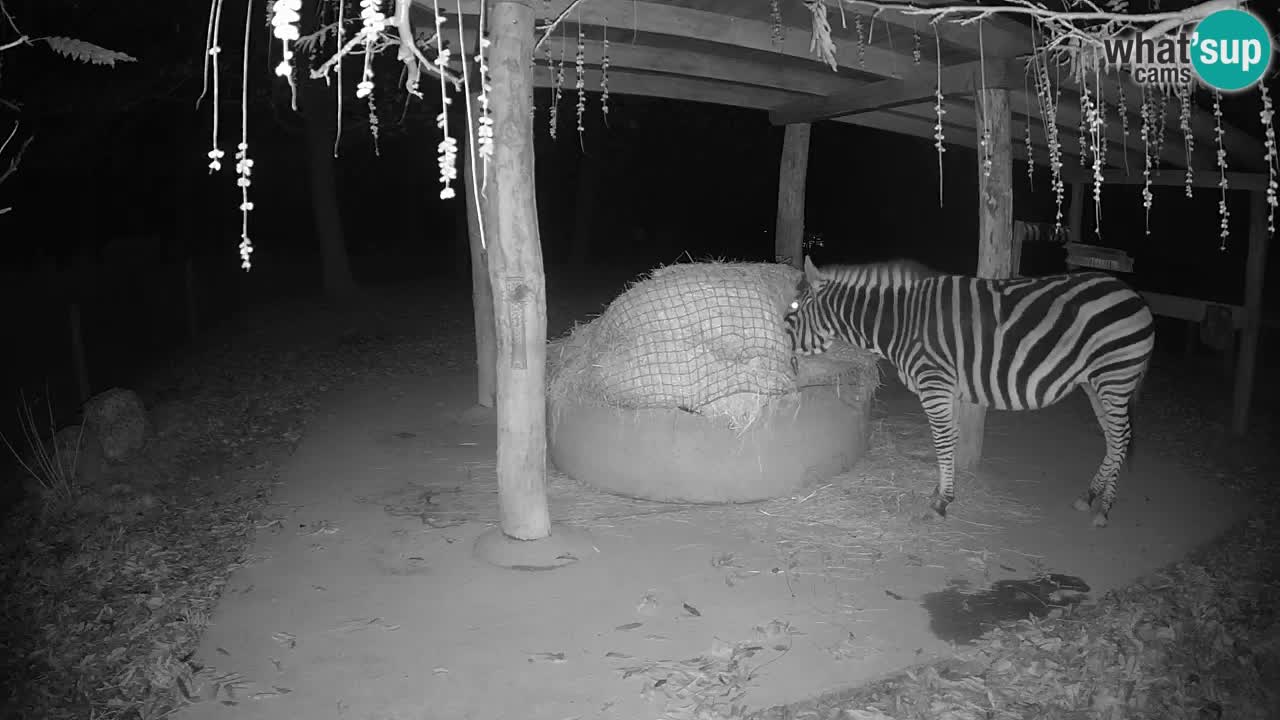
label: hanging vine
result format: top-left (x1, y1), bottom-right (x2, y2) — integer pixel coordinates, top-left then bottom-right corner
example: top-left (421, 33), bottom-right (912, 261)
top-left (432, 0), bottom-right (456, 199)
top-left (1031, 38), bottom-right (1065, 232)
top-left (769, 0), bottom-right (784, 47)
top-left (549, 22), bottom-right (565, 140)
top-left (201, 0), bottom-right (1280, 271)
top-left (932, 29), bottom-right (945, 206)
top-left (1116, 80), bottom-right (1128, 174)
top-left (1139, 83), bottom-right (1155, 234)
top-left (600, 16), bottom-right (611, 124)
top-left (853, 13), bottom-right (866, 67)
top-left (270, 0), bottom-right (302, 108)
top-left (474, 0), bottom-right (494, 192)
top-left (1213, 90), bottom-right (1229, 250)
top-left (575, 13), bottom-right (586, 149)
top-left (1177, 82), bottom-right (1195, 198)
top-left (235, 0), bottom-right (255, 271)
top-left (1262, 84), bottom-right (1278, 234)
top-left (977, 23), bottom-right (992, 179)
top-left (1023, 60), bottom-right (1034, 190)
top-left (202, 0), bottom-right (226, 174)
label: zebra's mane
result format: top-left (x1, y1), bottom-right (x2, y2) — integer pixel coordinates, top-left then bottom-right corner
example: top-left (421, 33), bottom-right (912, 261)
top-left (818, 259), bottom-right (940, 289)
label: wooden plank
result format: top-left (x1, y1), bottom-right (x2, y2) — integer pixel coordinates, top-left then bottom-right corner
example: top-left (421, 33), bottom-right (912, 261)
top-left (536, 67), bottom-right (803, 114)
top-left (769, 58), bottom-right (1022, 125)
top-left (1232, 191), bottom-right (1270, 436)
top-left (485, 0), bottom-right (551, 542)
top-left (955, 87), bottom-right (1013, 473)
top-left (1141, 291), bottom-right (1241, 325)
top-left (775, 123), bottom-right (811, 268)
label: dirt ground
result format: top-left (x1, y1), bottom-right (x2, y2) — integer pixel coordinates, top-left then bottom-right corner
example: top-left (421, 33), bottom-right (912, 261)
top-left (171, 366), bottom-right (1249, 720)
top-left (4, 272), bottom-right (1272, 720)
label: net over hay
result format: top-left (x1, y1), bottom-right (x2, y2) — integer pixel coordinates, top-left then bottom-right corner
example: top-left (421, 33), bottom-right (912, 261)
top-left (548, 261), bottom-right (876, 430)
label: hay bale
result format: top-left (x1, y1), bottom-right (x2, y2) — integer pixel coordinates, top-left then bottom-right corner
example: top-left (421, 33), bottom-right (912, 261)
top-left (545, 260), bottom-right (883, 502)
top-left (547, 260), bottom-right (881, 429)
top-left (549, 260), bottom-right (877, 430)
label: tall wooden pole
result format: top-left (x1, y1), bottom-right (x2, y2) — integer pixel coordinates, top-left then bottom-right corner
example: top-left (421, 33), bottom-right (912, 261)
top-left (955, 88), bottom-right (1013, 472)
top-left (775, 123), bottom-right (811, 268)
top-left (462, 93), bottom-right (497, 409)
top-left (1231, 190), bottom-right (1270, 435)
top-left (485, 0), bottom-right (550, 540)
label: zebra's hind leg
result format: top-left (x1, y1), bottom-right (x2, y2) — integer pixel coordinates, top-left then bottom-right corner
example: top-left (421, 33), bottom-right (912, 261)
top-left (919, 390), bottom-right (960, 519)
top-left (1071, 384), bottom-right (1108, 514)
top-left (1076, 382), bottom-right (1132, 528)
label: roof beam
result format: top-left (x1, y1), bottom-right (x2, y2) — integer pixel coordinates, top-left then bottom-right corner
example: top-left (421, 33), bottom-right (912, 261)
top-left (842, 109), bottom-right (1036, 165)
top-left (532, 67), bottom-right (1036, 164)
top-left (447, 0), bottom-right (910, 80)
top-left (533, 32), bottom-right (866, 97)
top-left (438, 0), bottom-right (1262, 171)
top-left (769, 58), bottom-right (1023, 125)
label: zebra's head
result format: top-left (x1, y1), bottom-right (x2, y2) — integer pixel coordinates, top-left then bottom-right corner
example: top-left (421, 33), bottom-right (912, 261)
top-left (784, 256), bottom-right (837, 357)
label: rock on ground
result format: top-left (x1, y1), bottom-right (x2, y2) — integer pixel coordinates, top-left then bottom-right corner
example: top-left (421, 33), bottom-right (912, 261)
top-left (82, 388), bottom-right (151, 462)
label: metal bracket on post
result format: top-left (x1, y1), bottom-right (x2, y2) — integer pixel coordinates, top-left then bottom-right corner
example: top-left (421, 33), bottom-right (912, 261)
top-left (505, 277), bottom-right (529, 370)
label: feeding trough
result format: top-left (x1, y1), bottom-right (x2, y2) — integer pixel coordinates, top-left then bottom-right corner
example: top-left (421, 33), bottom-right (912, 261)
top-left (546, 261), bottom-right (878, 504)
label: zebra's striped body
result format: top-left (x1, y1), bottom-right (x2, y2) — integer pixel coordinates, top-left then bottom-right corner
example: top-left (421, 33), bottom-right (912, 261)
top-left (784, 257), bottom-right (1155, 527)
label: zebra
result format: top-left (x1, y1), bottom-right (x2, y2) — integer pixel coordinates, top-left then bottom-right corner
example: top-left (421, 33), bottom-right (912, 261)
top-left (784, 256), bottom-right (1155, 528)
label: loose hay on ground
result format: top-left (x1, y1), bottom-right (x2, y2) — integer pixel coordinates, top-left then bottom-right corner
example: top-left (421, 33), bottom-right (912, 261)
top-left (408, 413), bottom-right (1038, 587)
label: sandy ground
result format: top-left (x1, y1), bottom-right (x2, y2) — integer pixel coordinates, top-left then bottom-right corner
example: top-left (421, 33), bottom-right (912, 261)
top-left (174, 371), bottom-right (1248, 720)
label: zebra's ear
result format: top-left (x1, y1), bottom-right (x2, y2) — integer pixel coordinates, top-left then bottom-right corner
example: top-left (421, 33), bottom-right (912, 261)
top-left (803, 255), bottom-right (822, 285)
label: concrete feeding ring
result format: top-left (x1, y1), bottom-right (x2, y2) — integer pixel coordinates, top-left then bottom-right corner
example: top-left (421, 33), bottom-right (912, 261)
top-left (548, 385), bottom-right (873, 504)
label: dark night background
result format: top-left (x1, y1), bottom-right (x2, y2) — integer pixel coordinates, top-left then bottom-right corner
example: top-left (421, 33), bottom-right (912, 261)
top-left (1, 0), bottom-right (1277, 460)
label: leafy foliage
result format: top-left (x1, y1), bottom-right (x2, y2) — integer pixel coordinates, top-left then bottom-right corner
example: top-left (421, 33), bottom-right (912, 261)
top-left (42, 36), bottom-right (136, 67)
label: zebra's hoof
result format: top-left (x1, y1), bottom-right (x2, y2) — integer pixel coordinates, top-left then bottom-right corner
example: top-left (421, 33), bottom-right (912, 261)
top-left (1091, 512), bottom-right (1109, 528)
top-left (1072, 496), bottom-right (1093, 513)
top-left (928, 496), bottom-right (949, 518)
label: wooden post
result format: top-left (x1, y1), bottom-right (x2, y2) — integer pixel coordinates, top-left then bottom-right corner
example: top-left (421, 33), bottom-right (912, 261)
top-left (484, 0), bottom-right (550, 541)
top-left (1067, 182), bottom-right (1085, 248)
top-left (1231, 191), bottom-right (1270, 435)
top-left (955, 88), bottom-right (1013, 472)
top-left (462, 93), bottom-right (497, 409)
top-left (775, 123), bottom-right (810, 268)
top-left (1011, 220), bottom-right (1027, 277)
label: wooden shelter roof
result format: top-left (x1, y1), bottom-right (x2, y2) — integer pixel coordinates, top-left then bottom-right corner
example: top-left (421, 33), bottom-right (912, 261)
top-left (433, 0), bottom-right (1270, 190)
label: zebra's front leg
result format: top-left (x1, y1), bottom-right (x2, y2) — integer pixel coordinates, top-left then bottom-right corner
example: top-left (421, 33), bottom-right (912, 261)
top-left (918, 390), bottom-right (960, 518)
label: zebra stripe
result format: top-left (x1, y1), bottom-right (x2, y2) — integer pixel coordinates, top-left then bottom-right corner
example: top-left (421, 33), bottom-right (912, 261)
top-left (784, 257), bottom-right (1155, 528)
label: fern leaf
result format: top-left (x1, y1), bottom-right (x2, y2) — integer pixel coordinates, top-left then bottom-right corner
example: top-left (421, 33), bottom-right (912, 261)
top-left (43, 37), bottom-right (137, 67)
